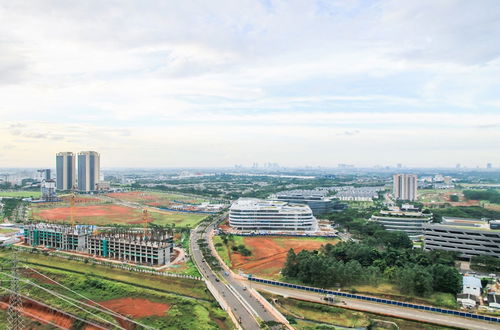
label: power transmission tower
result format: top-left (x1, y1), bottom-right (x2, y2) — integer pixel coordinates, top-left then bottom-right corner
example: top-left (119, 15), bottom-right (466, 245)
top-left (7, 249), bottom-right (24, 330)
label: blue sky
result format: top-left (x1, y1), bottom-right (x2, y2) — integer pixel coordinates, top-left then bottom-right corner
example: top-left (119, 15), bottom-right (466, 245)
top-left (0, 0), bottom-right (499, 168)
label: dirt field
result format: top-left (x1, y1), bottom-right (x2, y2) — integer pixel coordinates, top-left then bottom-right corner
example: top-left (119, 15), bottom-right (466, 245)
top-left (99, 297), bottom-right (170, 318)
top-left (229, 236), bottom-right (338, 279)
top-left (31, 204), bottom-right (143, 225)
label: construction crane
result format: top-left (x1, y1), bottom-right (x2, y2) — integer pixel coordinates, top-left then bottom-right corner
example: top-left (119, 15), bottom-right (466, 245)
top-left (142, 209), bottom-right (150, 236)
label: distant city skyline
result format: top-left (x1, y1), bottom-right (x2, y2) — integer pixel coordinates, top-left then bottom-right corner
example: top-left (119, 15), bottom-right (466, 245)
top-left (1, 1), bottom-right (499, 167)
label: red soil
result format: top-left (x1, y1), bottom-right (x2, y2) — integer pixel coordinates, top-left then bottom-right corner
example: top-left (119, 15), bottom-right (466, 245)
top-left (99, 297), bottom-right (170, 318)
top-left (231, 237), bottom-right (337, 278)
top-left (33, 204), bottom-right (141, 224)
top-left (0, 296), bottom-right (97, 329)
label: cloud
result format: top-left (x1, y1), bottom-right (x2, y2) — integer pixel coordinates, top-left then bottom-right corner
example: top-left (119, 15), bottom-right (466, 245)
top-left (0, 1), bottom-right (499, 167)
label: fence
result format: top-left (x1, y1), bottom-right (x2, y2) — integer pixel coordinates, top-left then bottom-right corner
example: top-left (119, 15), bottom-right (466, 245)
top-left (12, 245), bottom-right (203, 281)
top-left (219, 231), bottom-right (338, 238)
top-left (247, 277), bottom-right (500, 324)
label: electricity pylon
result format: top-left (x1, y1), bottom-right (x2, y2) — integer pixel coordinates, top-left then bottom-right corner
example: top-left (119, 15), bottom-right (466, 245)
top-left (7, 249), bottom-right (23, 330)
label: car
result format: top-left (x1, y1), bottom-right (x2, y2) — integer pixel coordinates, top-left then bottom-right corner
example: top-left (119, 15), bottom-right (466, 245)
top-left (215, 278), bottom-right (220, 282)
top-left (242, 287), bottom-right (247, 291)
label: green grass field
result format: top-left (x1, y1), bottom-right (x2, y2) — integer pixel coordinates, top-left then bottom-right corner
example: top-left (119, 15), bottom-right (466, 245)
top-left (0, 190), bottom-right (41, 198)
top-left (0, 250), bottom-right (232, 329)
top-left (0, 249), bottom-right (209, 300)
top-left (149, 210), bottom-right (207, 227)
top-left (260, 291), bottom-right (455, 330)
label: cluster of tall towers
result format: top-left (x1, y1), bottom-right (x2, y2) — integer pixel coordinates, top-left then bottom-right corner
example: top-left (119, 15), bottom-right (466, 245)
top-left (56, 151), bottom-right (100, 192)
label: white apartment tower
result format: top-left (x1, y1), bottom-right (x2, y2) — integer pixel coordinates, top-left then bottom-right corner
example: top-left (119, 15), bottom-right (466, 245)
top-left (56, 152), bottom-right (76, 190)
top-left (77, 151), bottom-right (100, 192)
top-left (393, 174), bottom-right (418, 201)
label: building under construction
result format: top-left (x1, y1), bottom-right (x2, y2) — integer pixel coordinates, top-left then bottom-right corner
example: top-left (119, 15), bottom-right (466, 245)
top-left (23, 224), bottom-right (174, 266)
top-left (24, 223), bottom-right (92, 252)
top-left (87, 228), bottom-right (173, 266)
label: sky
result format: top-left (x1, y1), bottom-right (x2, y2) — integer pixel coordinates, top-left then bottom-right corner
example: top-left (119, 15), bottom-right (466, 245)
top-left (1, 0), bottom-right (499, 168)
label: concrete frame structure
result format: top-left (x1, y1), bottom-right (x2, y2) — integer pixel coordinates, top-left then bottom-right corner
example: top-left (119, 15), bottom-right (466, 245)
top-left (23, 224), bottom-right (173, 266)
top-left (24, 223), bottom-right (92, 252)
top-left (229, 198), bottom-right (317, 231)
top-left (56, 152), bottom-right (76, 191)
top-left (77, 151), bottom-right (100, 192)
top-left (87, 235), bottom-right (171, 266)
top-left (370, 209), bottom-right (432, 240)
top-left (393, 174), bottom-right (418, 201)
top-left (423, 217), bottom-right (500, 258)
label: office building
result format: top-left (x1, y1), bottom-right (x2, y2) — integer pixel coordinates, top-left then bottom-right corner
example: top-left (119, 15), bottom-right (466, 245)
top-left (78, 151), bottom-right (100, 192)
top-left (37, 169), bottom-right (51, 182)
top-left (393, 174), bottom-right (418, 201)
top-left (423, 217), bottom-right (500, 258)
top-left (370, 208), bottom-right (432, 240)
top-left (56, 152), bottom-right (76, 191)
top-left (272, 190), bottom-right (343, 215)
top-left (229, 198), bottom-right (317, 231)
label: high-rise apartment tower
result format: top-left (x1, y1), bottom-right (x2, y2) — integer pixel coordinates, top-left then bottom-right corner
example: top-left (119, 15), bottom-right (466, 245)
top-left (77, 151), bottom-right (100, 192)
top-left (393, 174), bottom-right (418, 201)
top-left (56, 152), bottom-right (76, 190)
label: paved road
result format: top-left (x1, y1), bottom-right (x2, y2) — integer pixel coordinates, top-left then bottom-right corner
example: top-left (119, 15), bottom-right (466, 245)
top-left (249, 282), bottom-right (500, 330)
top-left (190, 215), bottom-right (285, 330)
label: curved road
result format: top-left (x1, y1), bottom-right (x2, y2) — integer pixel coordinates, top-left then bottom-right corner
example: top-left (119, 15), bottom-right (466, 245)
top-left (190, 214), bottom-right (286, 330)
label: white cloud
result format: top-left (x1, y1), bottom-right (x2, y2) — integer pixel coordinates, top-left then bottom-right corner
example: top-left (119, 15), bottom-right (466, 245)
top-left (0, 0), bottom-right (499, 167)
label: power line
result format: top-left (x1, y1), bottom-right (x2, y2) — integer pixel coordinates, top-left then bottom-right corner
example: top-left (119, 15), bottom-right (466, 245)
top-left (25, 266), bottom-right (154, 329)
top-left (6, 249), bottom-right (23, 330)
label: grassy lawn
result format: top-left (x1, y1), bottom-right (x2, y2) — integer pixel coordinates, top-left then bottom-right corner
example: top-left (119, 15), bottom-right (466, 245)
top-left (0, 256), bottom-right (232, 329)
top-left (0, 190), bottom-right (41, 198)
top-left (0, 249), bottom-right (209, 300)
top-left (149, 209), bottom-right (207, 227)
top-left (213, 236), bottom-right (232, 267)
top-left (349, 283), bottom-right (458, 309)
top-left (260, 292), bottom-right (456, 330)
top-left (0, 227), bottom-right (18, 234)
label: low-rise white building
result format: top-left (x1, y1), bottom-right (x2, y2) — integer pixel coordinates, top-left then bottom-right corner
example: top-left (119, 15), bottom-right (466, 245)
top-left (463, 276), bottom-right (482, 297)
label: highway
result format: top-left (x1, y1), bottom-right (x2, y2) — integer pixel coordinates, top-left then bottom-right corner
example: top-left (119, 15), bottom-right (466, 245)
top-left (249, 281), bottom-right (500, 330)
top-left (190, 214), bottom-right (287, 330)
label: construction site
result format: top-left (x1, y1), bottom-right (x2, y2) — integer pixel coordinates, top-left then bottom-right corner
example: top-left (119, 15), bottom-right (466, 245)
top-left (23, 223), bottom-right (174, 266)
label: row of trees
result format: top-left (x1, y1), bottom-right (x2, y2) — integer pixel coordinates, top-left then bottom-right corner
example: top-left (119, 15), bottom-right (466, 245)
top-left (282, 242), bottom-right (462, 296)
top-left (463, 189), bottom-right (500, 204)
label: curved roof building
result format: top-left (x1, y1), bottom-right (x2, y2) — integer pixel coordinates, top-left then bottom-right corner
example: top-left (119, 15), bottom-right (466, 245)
top-left (370, 209), bottom-right (432, 240)
top-left (229, 198), bottom-right (317, 231)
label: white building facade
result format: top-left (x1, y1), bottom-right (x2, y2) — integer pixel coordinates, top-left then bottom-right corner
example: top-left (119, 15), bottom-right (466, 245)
top-left (229, 198), bottom-right (317, 231)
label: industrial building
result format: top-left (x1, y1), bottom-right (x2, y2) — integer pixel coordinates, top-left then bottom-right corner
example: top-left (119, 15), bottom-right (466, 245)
top-left (56, 152), bottom-right (76, 191)
top-left (423, 217), bottom-right (500, 258)
top-left (272, 190), bottom-right (344, 215)
top-left (78, 151), bottom-right (100, 192)
top-left (23, 223), bottom-right (173, 266)
top-left (229, 198), bottom-right (317, 231)
top-left (393, 174), bottom-right (418, 201)
top-left (370, 208), bottom-right (433, 240)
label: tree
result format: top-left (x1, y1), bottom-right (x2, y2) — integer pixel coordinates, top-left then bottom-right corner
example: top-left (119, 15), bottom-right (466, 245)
top-left (282, 249), bottom-right (298, 278)
top-left (431, 264), bottom-right (462, 294)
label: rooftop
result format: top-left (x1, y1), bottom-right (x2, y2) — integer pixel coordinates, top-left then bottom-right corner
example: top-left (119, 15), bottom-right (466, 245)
top-left (231, 198), bottom-right (313, 213)
top-left (463, 276), bottom-right (482, 288)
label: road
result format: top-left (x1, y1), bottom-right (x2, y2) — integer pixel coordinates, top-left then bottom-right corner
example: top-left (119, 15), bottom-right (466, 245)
top-left (249, 281), bottom-right (500, 330)
top-left (190, 214), bottom-right (286, 329)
